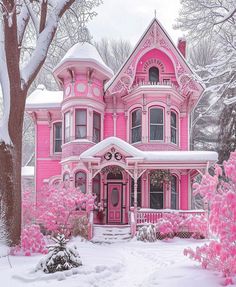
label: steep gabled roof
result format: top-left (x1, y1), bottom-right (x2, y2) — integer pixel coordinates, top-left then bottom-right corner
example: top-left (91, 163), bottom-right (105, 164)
top-left (105, 17), bottom-right (203, 98)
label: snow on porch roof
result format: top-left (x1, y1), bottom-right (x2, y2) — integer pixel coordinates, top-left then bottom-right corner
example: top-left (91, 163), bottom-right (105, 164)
top-left (80, 137), bottom-right (218, 163)
top-left (26, 85), bottom-right (63, 109)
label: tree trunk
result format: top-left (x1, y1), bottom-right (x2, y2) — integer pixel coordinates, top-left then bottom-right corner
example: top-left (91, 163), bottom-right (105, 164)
top-left (0, 87), bottom-right (26, 246)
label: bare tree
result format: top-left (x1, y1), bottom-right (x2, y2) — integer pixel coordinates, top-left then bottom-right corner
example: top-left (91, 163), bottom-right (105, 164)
top-left (95, 38), bottom-right (132, 73)
top-left (0, 0), bottom-right (101, 246)
top-left (176, 0), bottom-right (236, 160)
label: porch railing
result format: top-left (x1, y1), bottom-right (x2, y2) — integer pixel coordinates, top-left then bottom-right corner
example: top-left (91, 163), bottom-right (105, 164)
top-left (136, 209), bottom-right (206, 225)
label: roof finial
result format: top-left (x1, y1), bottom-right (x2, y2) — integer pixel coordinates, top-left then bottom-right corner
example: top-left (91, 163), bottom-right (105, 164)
top-left (154, 9), bottom-right (157, 18)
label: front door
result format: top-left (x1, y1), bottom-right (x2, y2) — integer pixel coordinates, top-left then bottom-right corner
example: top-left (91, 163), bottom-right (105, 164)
top-left (108, 183), bottom-right (122, 224)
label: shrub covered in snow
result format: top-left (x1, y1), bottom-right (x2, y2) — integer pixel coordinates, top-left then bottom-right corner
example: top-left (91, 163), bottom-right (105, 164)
top-left (137, 224), bottom-right (156, 242)
top-left (36, 234), bottom-right (82, 274)
top-left (184, 152), bottom-right (236, 286)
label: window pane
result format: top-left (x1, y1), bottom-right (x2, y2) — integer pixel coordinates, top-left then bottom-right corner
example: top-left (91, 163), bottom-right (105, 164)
top-left (55, 140), bottom-right (62, 152)
top-left (75, 126), bottom-right (86, 139)
top-left (150, 125), bottom-right (163, 140)
top-left (171, 112), bottom-right (177, 127)
top-left (150, 108), bottom-right (163, 124)
top-left (149, 67), bottom-right (159, 83)
top-left (93, 174), bottom-right (100, 203)
top-left (75, 172), bottom-right (86, 193)
top-left (55, 123), bottom-right (62, 138)
top-left (64, 112), bottom-right (70, 142)
top-left (132, 109), bottom-right (141, 127)
top-left (171, 176), bottom-right (178, 209)
top-left (132, 126), bottom-right (141, 143)
top-left (76, 110), bottom-right (86, 125)
top-left (171, 128), bottom-right (177, 144)
top-left (93, 128), bottom-right (100, 143)
top-left (93, 113), bottom-right (101, 129)
top-left (150, 193), bottom-right (163, 209)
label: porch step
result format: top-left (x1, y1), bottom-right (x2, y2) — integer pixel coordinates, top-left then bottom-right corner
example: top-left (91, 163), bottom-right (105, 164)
top-left (92, 225), bottom-right (132, 243)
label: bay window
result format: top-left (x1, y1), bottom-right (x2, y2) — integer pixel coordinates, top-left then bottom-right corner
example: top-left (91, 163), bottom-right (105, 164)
top-left (150, 107), bottom-right (164, 141)
top-left (131, 108), bottom-right (142, 143)
top-left (64, 112), bottom-right (70, 143)
top-left (53, 122), bottom-right (62, 153)
top-left (93, 112), bottom-right (101, 143)
top-left (75, 109), bottom-right (87, 139)
top-left (171, 111), bottom-right (177, 144)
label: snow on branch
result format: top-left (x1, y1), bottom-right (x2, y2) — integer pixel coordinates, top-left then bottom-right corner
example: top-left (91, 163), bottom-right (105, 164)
top-left (0, 23), bottom-right (11, 145)
top-left (214, 7), bottom-right (236, 25)
top-left (17, 3), bottom-right (30, 46)
top-left (20, 0), bottom-right (76, 88)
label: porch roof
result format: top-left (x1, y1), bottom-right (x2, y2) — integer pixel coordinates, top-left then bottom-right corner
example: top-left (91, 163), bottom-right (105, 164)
top-left (80, 137), bottom-right (218, 166)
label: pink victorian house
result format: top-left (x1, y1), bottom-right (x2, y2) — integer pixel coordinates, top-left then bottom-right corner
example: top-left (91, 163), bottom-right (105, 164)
top-left (26, 18), bottom-right (217, 238)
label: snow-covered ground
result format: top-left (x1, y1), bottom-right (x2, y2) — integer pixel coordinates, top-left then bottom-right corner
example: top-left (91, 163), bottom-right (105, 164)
top-left (0, 238), bottom-right (223, 286)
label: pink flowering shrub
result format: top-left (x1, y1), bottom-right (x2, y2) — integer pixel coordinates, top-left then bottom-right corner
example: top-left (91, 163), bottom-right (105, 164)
top-left (184, 152), bottom-right (236, 286)
top-left (36, 185), bottom-right (96, 236)
top-left (180, 215), bottom-right (207, 239)
top-left (11, 225), bottom-right (47, 256)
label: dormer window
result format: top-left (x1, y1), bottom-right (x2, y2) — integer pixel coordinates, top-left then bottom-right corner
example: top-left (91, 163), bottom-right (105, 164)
top-left (75, 109), bottom-right (87, 139)
top-left (150, 107), bottom-right (164, 141)
top-left (131, 108), bottom-right (142, 143)
top-left (149, 66), bottom-right (159, 83)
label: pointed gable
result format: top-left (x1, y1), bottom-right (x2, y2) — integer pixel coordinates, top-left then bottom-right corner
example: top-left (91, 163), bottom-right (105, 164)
top-left (105, 18), bottom-right (203, 105)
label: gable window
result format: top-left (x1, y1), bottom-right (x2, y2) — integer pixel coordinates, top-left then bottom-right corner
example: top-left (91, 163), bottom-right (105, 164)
top-left (171, 175), bottom-right (178, 209)
top-left (150, 107), bottom-right (164, 141)
top-left (75, 109), bottom-right (87, 139)
top-left (64, 112), bottom-right (70, 143)
top-left (130, 177), bottom-right (142, 207)
top-left (131, 108), bottom-right (142, 143)
top-left (150, 179), bottom-right (164, 209)
top-left (53, 122), bottom-right (62, 153)
top-left (171, 111), bottom-right (177, 144)
top-left (75, 171), bottom-right (86, 193)
top-left (93, 112), bottom-right (101, 143)
top-left (149, 67), bottom-right (159, 83)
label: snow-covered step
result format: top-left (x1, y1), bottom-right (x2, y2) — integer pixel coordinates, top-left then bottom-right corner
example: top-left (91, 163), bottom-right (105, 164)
top-left (92, 225), bottom-right (132, 243)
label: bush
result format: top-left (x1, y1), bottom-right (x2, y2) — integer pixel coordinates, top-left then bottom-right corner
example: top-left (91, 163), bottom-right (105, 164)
top-left (137, 224), bottom-right (156, 242)
top-left (184, 152), bottom-right (236, 286)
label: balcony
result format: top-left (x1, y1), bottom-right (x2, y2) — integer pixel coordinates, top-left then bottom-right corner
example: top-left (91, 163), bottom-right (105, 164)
top-left (129, 81), bottom-right (181, 94)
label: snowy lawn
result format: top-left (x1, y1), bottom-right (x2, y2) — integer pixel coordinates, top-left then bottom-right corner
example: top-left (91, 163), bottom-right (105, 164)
top-left (0, 238), bottom-right (224, 287)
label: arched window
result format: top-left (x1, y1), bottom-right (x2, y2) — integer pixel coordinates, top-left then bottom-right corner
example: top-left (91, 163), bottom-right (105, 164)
top-left (131, 108), bottom-right (142, 143)
top-left (130, 177), bottom-right (142, 207)
top-left (75, 171), bottom-right (86, 193)
top-left (171, 111), bottom-right (177, 144)
top-left (53, 122), bottom-right (62, 153)
top-left (150, 176), bottom-right (164, 209)
top-left (150, 107), bottom-right (164, 141)
top-left (171, 175), bottom-right (178, 209)
top-left (93, 174), bottom-right (101, 203)
top-left (149, 67), bottom-right (159, 83)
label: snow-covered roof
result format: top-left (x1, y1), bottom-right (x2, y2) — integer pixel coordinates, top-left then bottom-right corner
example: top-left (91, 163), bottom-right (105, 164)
top-left (21, 166), bottom-right (34, 177)
top-left (54, 42), bottom-right (113, 77)
top-left (26, 85), bottom-right (63, 109)
top-left (80, 136), bottom-right (218, 163)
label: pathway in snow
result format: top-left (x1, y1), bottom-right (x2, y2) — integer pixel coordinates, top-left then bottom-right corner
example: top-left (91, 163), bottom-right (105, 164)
top-left (1, 239), bottom-right (220, 287)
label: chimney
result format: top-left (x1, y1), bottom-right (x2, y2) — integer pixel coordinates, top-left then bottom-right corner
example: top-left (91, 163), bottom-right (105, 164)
top-left (177, 38), bottom-right (186, 58)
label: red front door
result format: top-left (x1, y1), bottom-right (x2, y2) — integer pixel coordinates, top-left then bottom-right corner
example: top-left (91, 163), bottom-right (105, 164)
top-left (108, 183), bottom-right (122, 224)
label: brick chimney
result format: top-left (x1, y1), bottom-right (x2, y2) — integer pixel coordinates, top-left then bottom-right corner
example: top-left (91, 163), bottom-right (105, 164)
top-left (177, 38), bottom-right (186, 58)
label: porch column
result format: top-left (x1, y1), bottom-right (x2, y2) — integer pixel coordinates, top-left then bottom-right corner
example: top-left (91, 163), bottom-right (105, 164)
top-left (133, 169), bottom-right (138, 221)
top-left (88, 166), bottom-right (93, 194)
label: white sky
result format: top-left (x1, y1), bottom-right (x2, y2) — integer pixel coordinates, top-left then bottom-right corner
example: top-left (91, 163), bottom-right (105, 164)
top-left (88, 0), bottom-right (182, 46)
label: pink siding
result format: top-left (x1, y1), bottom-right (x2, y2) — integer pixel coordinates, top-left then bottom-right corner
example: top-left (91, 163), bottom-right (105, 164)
top-left (37, 124), bottom-right (51, 157)
top-left (104, 113), bottom-right (114, 138)
top-left (62, 142), bottom-right (94, 159)
top-left (36, 160), bottom-right (61, 192)
top-left (180, 174), bottom-right (188, 210)
top-left (180, 116), bottom-right (189, 150)
top-left (116, 113), bottom-right (126, 141)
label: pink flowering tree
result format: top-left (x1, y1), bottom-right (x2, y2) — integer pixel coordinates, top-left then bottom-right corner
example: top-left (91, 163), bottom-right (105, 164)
top-left (184, 152), bottom-right (236, 286)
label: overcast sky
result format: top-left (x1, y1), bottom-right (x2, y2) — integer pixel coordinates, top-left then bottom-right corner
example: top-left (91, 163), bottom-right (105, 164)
top-left (88, 0), bottom-right (182, 46)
